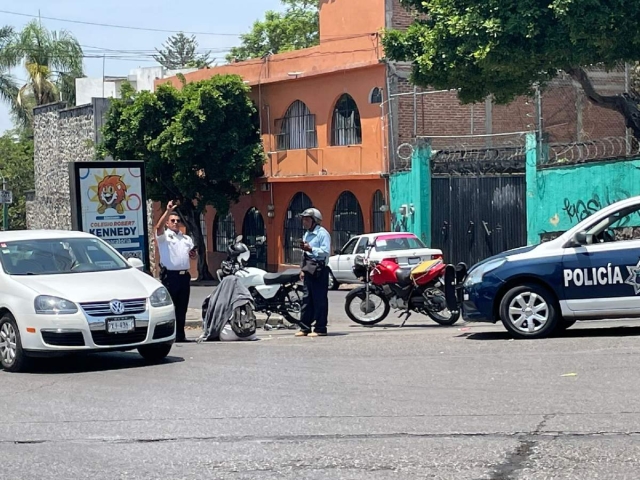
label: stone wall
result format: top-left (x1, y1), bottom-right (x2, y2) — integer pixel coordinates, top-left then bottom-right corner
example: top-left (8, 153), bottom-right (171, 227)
top-left (28, 99), bottom-right (110, 230)
top-left (27, 97), bottom-right (157, 276)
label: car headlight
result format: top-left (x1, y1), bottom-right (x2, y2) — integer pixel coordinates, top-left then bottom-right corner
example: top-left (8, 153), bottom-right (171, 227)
top-left (464, 258), bottom-right (507, 287)
top-left (150, 287), bottom-right (173, 307)
top-left (34, 295), bottom-right (78, 315)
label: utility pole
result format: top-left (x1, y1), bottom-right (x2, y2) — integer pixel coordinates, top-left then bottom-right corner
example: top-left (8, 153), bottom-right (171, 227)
top-left (2, 177), bottom-right (7, 231)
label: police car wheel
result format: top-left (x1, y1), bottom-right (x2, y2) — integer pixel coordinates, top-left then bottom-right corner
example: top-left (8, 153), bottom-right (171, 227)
top-left (499, 284), bottom-right (559, 339)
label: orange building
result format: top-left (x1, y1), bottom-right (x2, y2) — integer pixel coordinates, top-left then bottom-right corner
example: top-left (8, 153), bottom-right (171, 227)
top-left (157, 0), bottom-right (391, 273)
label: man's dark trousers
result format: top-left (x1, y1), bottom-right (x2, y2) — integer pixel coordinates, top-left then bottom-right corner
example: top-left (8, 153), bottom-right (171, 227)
top-left (300, 266), bottom-right (329, 334)
top-left (162, 270), bottom-right (191, 341)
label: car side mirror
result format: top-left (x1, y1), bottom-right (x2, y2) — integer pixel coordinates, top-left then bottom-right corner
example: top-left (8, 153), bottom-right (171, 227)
top-left (572, 231), bottom-right (593, 246)
top-left (127, 257), bottom-right (144, 270)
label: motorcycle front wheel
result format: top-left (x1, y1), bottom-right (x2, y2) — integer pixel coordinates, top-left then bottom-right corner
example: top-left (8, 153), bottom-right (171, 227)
top-left (344, 286), bottom-right (390, 326)
top-left (281, 287), bottom-right (303, 325)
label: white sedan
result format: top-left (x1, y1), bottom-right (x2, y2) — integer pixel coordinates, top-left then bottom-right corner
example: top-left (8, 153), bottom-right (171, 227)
top-left (0, 230), bottom-right (176, 372)
top-left (327, 232), bottom-right (443, 289)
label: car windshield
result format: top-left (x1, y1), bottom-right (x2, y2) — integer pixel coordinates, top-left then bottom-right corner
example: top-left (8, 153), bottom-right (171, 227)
top-left (0, 237), bottom-right (130, 275)
top-left (374, 236), bottom-right (426, 251)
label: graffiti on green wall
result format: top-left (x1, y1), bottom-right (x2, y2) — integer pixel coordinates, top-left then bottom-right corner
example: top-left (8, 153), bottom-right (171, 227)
top-left (561, 187), bottom-right (639, 226)
top-left (527, 156), bottom-right (640, 244)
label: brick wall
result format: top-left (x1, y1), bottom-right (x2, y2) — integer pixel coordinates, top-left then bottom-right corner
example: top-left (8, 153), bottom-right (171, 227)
top-left (491, 97), bottom-right (535, 136)
top-left (388, 67), bottom-right (628, 160)
top-left (389, 0), bottom-right (418, 30)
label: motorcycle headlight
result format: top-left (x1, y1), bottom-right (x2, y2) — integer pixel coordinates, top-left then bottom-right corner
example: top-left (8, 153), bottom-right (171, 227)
top-left (34, 295), bottom-right (78, 315)
top-left (464, 258), bottom-right (507, 287)
top-left (150, 287), bottom-right (173, 307)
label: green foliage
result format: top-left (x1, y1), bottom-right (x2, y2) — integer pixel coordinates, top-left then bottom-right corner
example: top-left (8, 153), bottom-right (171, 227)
top-left (0, 26), bottom-right (22, 131)
top-left (0, 131), bottom-right (34, 229)
top-left (383, 0), bottom-right (640, 105)
top-left (153, 33), bottom-right (212, 70)
top-left (226, 0), bottom-right (319, 62)
top-left (3, 20), bottom-right (84, 129)
top-left (99, 75), bottom-right (264, 210)
top-left (98, 75), bottom-right (265, 278)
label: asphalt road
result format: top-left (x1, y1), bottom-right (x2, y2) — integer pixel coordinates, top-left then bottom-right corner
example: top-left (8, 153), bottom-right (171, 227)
top-left (5, 289), bottom-right (640, 478)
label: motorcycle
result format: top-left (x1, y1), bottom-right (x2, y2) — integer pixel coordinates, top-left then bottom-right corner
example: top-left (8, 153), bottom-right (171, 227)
top-left (344, 240), bottom-right (461, 327)
top-left (216, 235), bottom-right (303, 326)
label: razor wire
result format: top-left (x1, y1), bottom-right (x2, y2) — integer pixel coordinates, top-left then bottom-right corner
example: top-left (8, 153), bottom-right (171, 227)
top-left (545, 136), bottom-right (640, 166)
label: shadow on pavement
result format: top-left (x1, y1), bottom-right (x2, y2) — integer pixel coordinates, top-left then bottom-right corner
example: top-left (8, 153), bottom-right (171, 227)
top-left (23, 352), bottom-right (184, 374)
top-left (465, 325), bottom-right (640, 341)
top-left (349, 323), bottom-right (458, 329)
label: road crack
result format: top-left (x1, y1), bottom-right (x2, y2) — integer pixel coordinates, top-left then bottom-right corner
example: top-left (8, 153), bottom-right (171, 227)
top-left (488, 414), bottom-right (556, 480)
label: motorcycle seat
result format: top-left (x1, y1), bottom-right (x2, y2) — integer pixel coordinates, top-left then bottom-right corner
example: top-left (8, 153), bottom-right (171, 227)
top-left (396, 268), bottom-right (413, 286)
top-left (263, 268), bottom-right (301, 285)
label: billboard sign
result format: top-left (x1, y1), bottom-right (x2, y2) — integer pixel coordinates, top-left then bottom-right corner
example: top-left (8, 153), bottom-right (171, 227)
top-left (70, 161), bottom-right (150, 270)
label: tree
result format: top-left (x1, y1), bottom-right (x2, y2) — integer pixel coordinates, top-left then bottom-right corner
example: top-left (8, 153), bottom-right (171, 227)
top-left (0, 131), bottom-right (34, 229)
top-left (226, 0), bottom-right (319, 62)
top-left (5, 20), bottom-right (84, 129)
top-left (98, 75), bottom-right (265, 280)
top-left (382, 0), bottom-right (640, 139)
top-left (0, 26), bottom-right (23, 130)
top-left (153, 33), bottom-right (212, 70)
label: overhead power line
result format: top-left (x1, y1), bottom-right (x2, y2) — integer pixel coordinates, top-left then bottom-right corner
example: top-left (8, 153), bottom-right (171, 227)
top-left (0, 9), bottom-right (242, 36)
top-left (0, 9), bottom-right (379, 40)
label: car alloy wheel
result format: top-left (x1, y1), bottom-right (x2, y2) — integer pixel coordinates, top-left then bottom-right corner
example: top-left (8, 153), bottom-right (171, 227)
top-left (0, 321), bottom-right (17, 366)
top-left (507, 292), bottom-right (549, 334)
top-left (0, 314), bottom-right (29, 372)
top-left (499, 283), bottom-right (559, 339)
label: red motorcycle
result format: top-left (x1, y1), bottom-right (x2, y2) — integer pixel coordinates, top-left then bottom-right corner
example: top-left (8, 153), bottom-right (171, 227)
top-left (344, 253), bottom-right (461, 327)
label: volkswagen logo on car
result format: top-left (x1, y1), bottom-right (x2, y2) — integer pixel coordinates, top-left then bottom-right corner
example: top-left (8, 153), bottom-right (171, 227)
top-left (109, 300), bottom-right (126, 315)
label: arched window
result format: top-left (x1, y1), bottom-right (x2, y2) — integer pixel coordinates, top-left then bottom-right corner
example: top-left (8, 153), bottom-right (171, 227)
top-left (214, 212), bottom-right (235, 252)
top-left (242, 207), bottom-right (267, 269)
top-left (332, 191), bottom-right (364, 252)
top-left (331, 94), bottom-right (362, 146)
top-left (370, 87), bottom-right (383, 104)
top-left (372, 190), bottom-right (386, 232)
top-left (284, 192), bottom-right (313, 265)
top-left (276, 100), bottom-right (317, 151)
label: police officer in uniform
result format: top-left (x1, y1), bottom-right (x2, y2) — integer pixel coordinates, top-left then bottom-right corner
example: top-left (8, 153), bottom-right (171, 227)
top-left (155, 200), bottom-right (196, 343)
top-left (296, 208), bottom-right (331, 337)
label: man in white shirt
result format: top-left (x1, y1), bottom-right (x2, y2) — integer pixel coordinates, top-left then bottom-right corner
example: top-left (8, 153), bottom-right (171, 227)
top-left (155, 200), bottom-right (197, 342)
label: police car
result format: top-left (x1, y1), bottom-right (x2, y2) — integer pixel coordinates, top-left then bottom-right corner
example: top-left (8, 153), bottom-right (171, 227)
top-left (455, 196), bottom-right (640, 339)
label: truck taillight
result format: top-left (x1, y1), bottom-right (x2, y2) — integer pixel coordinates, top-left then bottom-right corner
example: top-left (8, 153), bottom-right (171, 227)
top-left (431, 254), bottom-right (443, 260)
top-left (381, 257), bottom-right (398, 263)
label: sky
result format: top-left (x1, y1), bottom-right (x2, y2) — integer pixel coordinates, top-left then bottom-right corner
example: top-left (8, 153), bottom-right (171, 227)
top-left (0, 0), bottom-right (284, 134)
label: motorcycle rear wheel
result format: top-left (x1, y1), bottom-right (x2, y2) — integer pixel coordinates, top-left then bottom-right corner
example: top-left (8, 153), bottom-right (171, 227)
top-left (344, 286), bottom-right (390, 326)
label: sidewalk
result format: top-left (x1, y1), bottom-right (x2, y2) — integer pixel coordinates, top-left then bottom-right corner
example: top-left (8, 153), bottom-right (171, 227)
top-left (185, 308), bottom-right (288, 329)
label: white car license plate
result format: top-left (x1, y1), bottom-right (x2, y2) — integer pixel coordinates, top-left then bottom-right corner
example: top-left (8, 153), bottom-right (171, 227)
top-left (408, 257), bottom-right (420, 264)
top-left (106, 317), bottom-right (135, 334)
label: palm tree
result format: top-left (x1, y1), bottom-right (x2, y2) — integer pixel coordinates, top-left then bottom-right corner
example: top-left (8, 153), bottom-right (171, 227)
top-left (0, 26), bottom-right (20, 120)
top-left (6, 20), bottom-right (84, 127)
